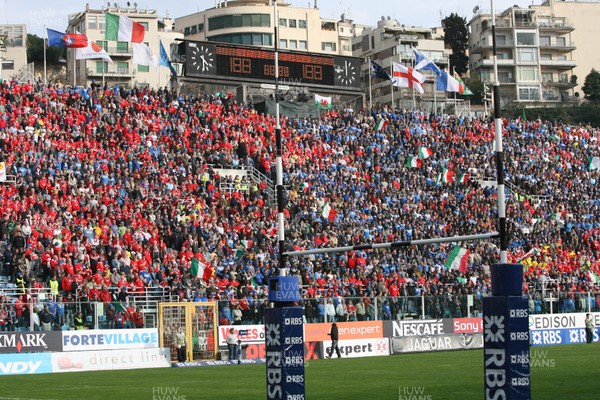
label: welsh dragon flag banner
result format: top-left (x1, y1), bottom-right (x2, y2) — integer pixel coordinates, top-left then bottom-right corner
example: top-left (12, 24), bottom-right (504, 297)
top-left (315, 94), bottom-right (332, 109)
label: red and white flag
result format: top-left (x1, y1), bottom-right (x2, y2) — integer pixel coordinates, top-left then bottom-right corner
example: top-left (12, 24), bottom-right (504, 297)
top-left (392, 62), bottom-right (425, 94)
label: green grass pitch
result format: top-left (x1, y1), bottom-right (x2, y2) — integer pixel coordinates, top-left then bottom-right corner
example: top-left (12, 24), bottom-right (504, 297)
top-left (1, 345), bottom-right (597, 400)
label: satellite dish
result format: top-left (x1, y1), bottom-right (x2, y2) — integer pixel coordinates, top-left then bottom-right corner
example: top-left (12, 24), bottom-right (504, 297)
top-left (134, 2), bottom-right (137, 7)
top-left (114, 2), bottom-right (118, 8)
top-left (127, 1), bottom-right (130, 6)
top-left (107, 1), bottom-right (110, 7)
top-left (473, 6), bottom-right (479, 13)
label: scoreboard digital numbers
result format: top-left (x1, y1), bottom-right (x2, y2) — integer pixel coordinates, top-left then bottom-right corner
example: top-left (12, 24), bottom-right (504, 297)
top-left (183, 41), bottom-right (361, 91)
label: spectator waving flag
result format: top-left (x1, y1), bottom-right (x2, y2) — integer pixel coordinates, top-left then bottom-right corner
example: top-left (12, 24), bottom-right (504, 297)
top-left (445, 246), bottom-right (470, 273)
top-left (454, 71), bottom-right (474, 95)
top-left (47, 28), bottom-right (88, 48)
top-left (436, 70), bottom-right (461, 92)
top-left (371, 60), bottom-right (391, 80)
top-left (159, 40), bottom-right (177, 76)
top-left (322, 203), bottom-right (337, 222)
top-left (589, 156), bottom-right (600, 171)
top-left (406, 156), bottom-right (422, 168)
top-left (105, 13), bottom-right (145, 43)
top-left (392, 62), bottom-right (425, 94)
top-left (412, 47), bottom-right (442, 76)
top-left (375, 119), bottom-right (388, 131)
top-left (418, 147), bottom-right (433, 159)
top-left (315, 94), bottom-right (332, 109)
top-left (191, 258), bottom-right (214, 282)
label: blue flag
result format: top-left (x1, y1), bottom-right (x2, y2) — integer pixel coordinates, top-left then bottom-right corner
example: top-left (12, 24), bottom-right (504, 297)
top-left (413, 47), bottom-right (442, 76)
top-left (47, 29), bottom-right (67, 48)
top-left (371, 60), bottom-right (391, 80)
top-left (159, 40), bottom-right (177, 76)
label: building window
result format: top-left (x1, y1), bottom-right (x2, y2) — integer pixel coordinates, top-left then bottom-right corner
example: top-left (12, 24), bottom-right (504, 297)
top-left (321, 42), bottom-right (336, 51)
top-left (209, 33), bottom-right (272, 46)
top-left (517, 48), bottom-right (537, 63)
top-left (99, 16), bottom-right (105, 31)
top-left (96, 61), bottom-right (108, 73)
top-left (321, 21), bottom-right (336, 31)
top-left (279, 18), bottom-right (287, 27)
top-left (198, 23), bottom-right (204, 33)
top-left (289, 40), bottom-right (297, 49)
top-left (556, 37), bottom-right (566, 47)
top-left (209, 14), bottom-right (270, 31)
top-left (299, 40), bottom-right (307, 50)
top-left (298, 19), bottom-right (307, 28)
top-left (498, 71), bottom-right (513, 83)
top-left (96, 41), bottom-right (108, 51)
top-left (518, 86), bottom-right (540, 101)
top-left (116, 41), bottom-right (129, 53)
top-left (518, 66), bottom-right (538, 81)
top-left (542, 72), bottom-right (553, 83)
top-left (1, 60), bottom-right (14, 70)
top-left (279, 39), bottom-right (287, 48)
top-left (288, 19), bottom-right (297, 28)
top-left (139, 22), bottom-right (149, 31)
top-left (138, 64), bottom-right (150, 72)
top-left (191, 25), bottom-right (197, 34)
top-left (540, 53), bottom-right (552, 60)
top-left (516, 32), bottom-right (536, 46)
top-left (184, 27), bottom-right (190, 36)
top-left (88, 16), bottom-right (97, 30)
top-left (117, 62), bottom-right (129, 74)
top-left (539, 36), bottom-right (551, 46)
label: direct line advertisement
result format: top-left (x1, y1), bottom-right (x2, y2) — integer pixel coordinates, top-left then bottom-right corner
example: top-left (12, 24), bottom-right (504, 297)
top-left (50, 348), bottom-right (171, 372)
top-left (62, 328), bottom-right (159, 351)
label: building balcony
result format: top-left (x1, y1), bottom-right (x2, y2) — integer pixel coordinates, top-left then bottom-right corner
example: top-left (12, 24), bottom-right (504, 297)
top-left (105, 47), bottom-right (133, 56)
top-left (470, 41), bottom-right (514, 54)
top-left (88, 68), bottom-right (135, 78)
top-left (539, 59), bottom-right (576, 69)
top-left (474, 58), bottom-right (515, 69)
top-left (538, 22), bottom-right (574, 32)
top-left (542, 79), bottom-right (576, 88)
top-left (539, 41), bottom-right (576, 52)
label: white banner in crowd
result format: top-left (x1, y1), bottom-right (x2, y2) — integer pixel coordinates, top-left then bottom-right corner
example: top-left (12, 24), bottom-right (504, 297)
top-left (391, 333), bottom-right (483, 354)
top-left (62, 329), bottom-right (160, 352)
top-left (50, 348), bottom-right (170, 373)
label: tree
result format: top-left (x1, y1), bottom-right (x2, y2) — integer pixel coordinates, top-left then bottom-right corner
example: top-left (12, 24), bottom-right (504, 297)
top-left (26, 34), bottom-right (63, 65)
top-left (582, 69), bottom-right (600, 102)
top-left (442, 13), bottom-right (469, 76)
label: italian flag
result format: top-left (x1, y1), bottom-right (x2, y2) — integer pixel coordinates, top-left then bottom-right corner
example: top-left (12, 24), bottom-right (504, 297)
top-left (322, 202), bottom-right (337, 222)
top-left (190, 258), bottom-right (214, 282)
top-left (458, 172), bottom-right (470, 184)
top-left (375, 119), bottom-right (388, 131)
top-left (442, 168), bottom-right (455, 183)
top-left (589, 156), bottom-right (600, 171)
top-left (445, 246), bottom-right (470, 273)
top-left (587, 271), bottom-right (599, 283)
top-left (105, 13), bottom-right (145, 43)
top-left (406, 156), bottom-right (422, 168)
top-left (300, 182), bottom-right (310, 192)
top-left (418, 147), bottom-right (433, 159)
top-left (241, 240), bottom-right (253, 249)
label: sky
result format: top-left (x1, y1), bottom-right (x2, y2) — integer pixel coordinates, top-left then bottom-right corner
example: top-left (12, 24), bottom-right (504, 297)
top-left (5, 0), bottom-right (541, 37)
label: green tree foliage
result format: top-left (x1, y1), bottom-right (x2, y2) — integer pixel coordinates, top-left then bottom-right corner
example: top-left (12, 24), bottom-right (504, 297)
top-left (26, 34), bottom-right (63, 65)
top-left (442, 13), bottom-right (469, 76)
top-left (582, 69), bottom-right (600, 102)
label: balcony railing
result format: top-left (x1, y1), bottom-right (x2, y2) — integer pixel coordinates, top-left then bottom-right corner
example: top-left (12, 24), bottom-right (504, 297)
top-left (539, 59), bottom-right (576, 68)
top-left (89, 68), bottom-right (135, 77)
top-left (539, 41), bottom-right (576, 50)
top-left (105, 47), bottom-right (133, 56)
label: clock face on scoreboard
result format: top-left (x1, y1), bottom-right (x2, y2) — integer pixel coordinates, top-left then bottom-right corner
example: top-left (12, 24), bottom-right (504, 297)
top-left (183, 41), bottom-right (361, 90)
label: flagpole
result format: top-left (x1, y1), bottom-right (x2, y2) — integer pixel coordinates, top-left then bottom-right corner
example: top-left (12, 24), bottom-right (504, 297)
top-left (390, 80), bottom-right (394, 109)
top-left (411, 57), bottom-right (416, 109)
top-left (72, 49), bottom-right (76, 86)
top-left (368, 56), bottom-right (372, 110)
top-left (433, 76), bottom-right (437, 114)
top-left (43, 25), bottom-right (47, 86)
top-left (158, 36), bottom-right (162, 90)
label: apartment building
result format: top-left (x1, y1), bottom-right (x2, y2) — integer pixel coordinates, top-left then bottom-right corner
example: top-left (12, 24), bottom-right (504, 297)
top-left (67, 4), bottom-right (182, 88)
top-left (0, 24), bottom-right (28, 81)
top-left (174, 0), bottom-right (365, 56)
top-left (469, 3), bottom-right (577, 105)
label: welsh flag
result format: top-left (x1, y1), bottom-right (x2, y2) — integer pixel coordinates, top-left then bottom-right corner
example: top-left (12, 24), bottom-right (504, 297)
top-left (190, 258), bottom-right (214, 282)
top-left (375, 119), bottom-right (388, 131)
top-left (442, 168), bottom-right (455, 183)
top-left (589, 156), bottom-right (600, 171)
top-left (406, 156), bottom-right (422, 168)
top-left (105, 13), bottom-right (145, 43)
top-left (587, 271), bottom-right (599, 283)
top-left (322, 202), bottom-right (337, 222)
top-left (418, 147), bottom-right (433, 159)
top-left (315, 94), bottom-right (332, 109)
top-left (458, 172), bottom-right (470, 184)
top-left (445, 246), bottom-right (470, 273)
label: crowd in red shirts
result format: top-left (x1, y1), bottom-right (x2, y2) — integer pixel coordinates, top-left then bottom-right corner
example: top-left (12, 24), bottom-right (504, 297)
top-left (0, 79), bottom-right (599, 324)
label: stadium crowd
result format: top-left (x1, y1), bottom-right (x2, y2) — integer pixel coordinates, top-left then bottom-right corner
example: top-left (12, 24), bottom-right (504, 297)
top-left (0, 78), bottom-right (599, 330)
